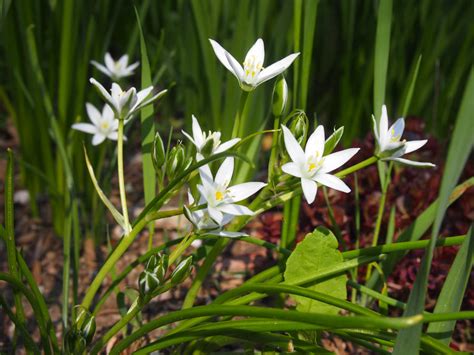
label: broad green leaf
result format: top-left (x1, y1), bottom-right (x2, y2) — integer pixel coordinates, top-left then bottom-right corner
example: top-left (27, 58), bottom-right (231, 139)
top-left (394, 68), bottom-right (474, 354)
top-left (284, 227), bottom-right (347, 315)
top-left (427, 226), bottom-right (474, 343)
top-left (83, 147), bottom-right (126, 231)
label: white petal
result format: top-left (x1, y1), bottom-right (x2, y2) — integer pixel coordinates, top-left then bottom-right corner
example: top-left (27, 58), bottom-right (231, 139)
top-left (281, 125), bottom-right (305, 164)
top-left (320, 148), bottom-right (360, 173)
top-left (386, 157), bottom-right (435, 167)
top-left (127, 61), bottom-right (140, 72)
top-left (224, 51), bottom-right (245, 82)
top-left (111, 82), bottom-right (123, 99)
top-left (301, 178), bottom-right (317, 204)
top-left (404, 140), bottom-right (427, 154)
top-left (187, 190), bottom-right (195, 205)
top-left (198, 165), bottom-right (214, 186)
top-left (135, 89), bottom-right (167, 111)
top-left (379, 105), bottom-right (389, 145)
top-left (389, 118), bottom-right (405, 139)
top-left (107, 131), bottom-right (119, 140)
top-left (90, 78), bottom-right (115, 110)
top-left (214, 138), bottom-right (240, 153)
top-left (314, 173), bottom-right (350, 193)
top-left (208, 207), bottom-right (224, 225)
top-left (281, 162), bottom-right (303, 178)
top-left (136, 86), bottom-right (153, 105)
top-left (72, 123), bottom-right (98, 135)
top-left (102, 104), bottom-right (115, 121)
top-left (219, 203), bottom-right (255, 216)
top-left (227, 182), bottom-right (266, 202)
top-left (256, 53), bottom-right (300, 85)
top-left (209, 39), bottom-right (241, 78)
top-left (92, 133), bottom-right (106, 146)
top-left (244, 38), bottom-right (265, 71)
top-left (85, 103), bottom-right (101, 125)
top-left (104, 52), bottom-right (115, 70)
top-left (215, 157), bottom-right (234, 187)
top-left (118, 54), bottom-right (129, 67)
top-left (305, 125), bottom-right (325, 158)
top-left (182, 130), bottom-right (197, 147)
top-left (90, 61), bottom-right (112, 77)
top-left (191, 115), bottom-right (204, 147)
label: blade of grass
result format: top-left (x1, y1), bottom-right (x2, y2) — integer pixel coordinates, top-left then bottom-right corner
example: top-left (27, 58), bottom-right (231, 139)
top-left (4, 149), bottom-right (26, 340)
top-left (393, 67), bottom-right (474, 354)
top-left (427, 226), bottom-right (474, 343)
top-left (135, 7), bottom-right (157, 250)
top-left (400, 55), bottom-right (422, 116)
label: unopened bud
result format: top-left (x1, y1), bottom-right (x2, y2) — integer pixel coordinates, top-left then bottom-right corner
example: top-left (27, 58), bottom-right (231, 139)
top-left (272, 76), bottom-right (288, 117)
top-left (166, 144), bottom-right (185, 180)
top-left (139, 270), bottom-right (161, 296)
top-left (152, 131), bottom-right (166, 173)
top-left (289, 111), bottom-right (308, 145)
top-left (170, 256), bottom-right (193, 285)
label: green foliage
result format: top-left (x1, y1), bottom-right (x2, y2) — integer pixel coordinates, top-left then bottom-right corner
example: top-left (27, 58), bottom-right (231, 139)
top-left (284, 227), bottom-right (347, 315)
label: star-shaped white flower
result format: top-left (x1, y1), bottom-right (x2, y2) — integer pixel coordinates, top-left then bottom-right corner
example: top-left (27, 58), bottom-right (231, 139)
top-left (91, 53), bottom-right (139, 81)
top-left (182, 115), bottom-right (240, 158)
top-left (281, 125), bottom-right (359, 204)
top-left (90, 78), bottom-right (167, 120)
top-left (209, 38), bottom-right (300, 92)
top-left (197, 158), bottom-right (266, 225)
top-left (186, 191), bottom-right (246, 238)
top-left (72, 103), bottom-right (123, 145)
top-left (373, 105), bottom-right (435, 167)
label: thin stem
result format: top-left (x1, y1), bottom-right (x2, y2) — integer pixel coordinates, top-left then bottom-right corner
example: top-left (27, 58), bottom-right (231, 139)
top-left (231, 91), bottom-right (250, 139)
top-left (267, 115), bottom-right (281, 181)
top-left (117, 118), bottom-right (130, 231)
top-left (366, 162), bottom-right (392, 280)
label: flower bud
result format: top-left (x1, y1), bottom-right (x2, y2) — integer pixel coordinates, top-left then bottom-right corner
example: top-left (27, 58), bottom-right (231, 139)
top-left (323, 126), bottom-right (344, 155)
top-left (152, 131), bottom-right (166, 173)
top-left (272, 75), bottom-right (288, 117)
top-left (156, 254), bottom-right (169, 283)
top-left (289, 111), bottom-right (308, 145)
top-left (170, 256), bottom-right (193, 285)
top-left (81, 316), bottom-right (96, 345)
top-left (165, 144), bottom-right (185, 180)
top-left (139, 270), bottom-right (160, 296)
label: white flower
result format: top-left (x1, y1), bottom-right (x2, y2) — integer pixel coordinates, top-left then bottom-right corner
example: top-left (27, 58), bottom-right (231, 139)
top-left (187, 191), bottom-right (246, 238)
top-left (281, 125), bottom-right (359, 204)
top-left (373, 105), bottom-right (435, 167)
top-left (197, 157), bottom-right (266, 225)
top-left (72, 103), bottom-right (123, 145)
top-left (91, 53), bottom-right (139, 81)
top-left (182, 115), bottom-right (240, 158)
top-left (90, 78), bottom-right (167, 120)
top-left (209, 38), bottom-right (300, 91)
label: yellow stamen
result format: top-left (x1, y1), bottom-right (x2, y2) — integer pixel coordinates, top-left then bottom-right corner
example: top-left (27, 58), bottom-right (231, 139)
top-left (215, 191), bottom-right (224, 201)
top-left (308, 163), bottom-right (316, 171)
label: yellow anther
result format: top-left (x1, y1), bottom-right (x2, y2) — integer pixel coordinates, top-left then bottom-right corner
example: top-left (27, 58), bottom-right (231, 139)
top-left (308, 163), bottom-right (316, 171)
top-left (215, 191), bottom-right (224, 201)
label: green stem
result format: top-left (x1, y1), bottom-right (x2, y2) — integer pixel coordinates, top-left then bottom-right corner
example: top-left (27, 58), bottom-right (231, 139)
top-left (117, 118), bottom-right (130, 231)
top-left (231, 91), bottom-right (250, 139)
top-left (342, 235), bottom-right (465, 259)
top-left (111, 305), bottom-right (422, 354)
top-left (267, 115), bottom-right (281, 181)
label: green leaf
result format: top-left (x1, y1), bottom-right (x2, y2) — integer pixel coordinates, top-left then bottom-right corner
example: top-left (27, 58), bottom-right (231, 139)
top-left (83, 146), bottom-right (126, 230)
top-left (135, 7), bottom-right (156, 244)
top-left (373, 0), bottom-right (392, 119)
top-left (284, 227), bottom-right (347, 315)
top-left (323, 126), bottom-right (344, 156)
top-left (427, 226), bottom-right (474, 343)
top-left (400, 55), bottom-right (422, 116)
top-left (394, 67), bottom-right (474, 354)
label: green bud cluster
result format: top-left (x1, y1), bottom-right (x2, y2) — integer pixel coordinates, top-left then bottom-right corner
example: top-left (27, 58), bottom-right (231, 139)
top-left (64, 306), bottom-right (96, 354)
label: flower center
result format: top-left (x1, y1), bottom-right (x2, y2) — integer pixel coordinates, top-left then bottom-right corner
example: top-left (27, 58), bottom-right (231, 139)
top-left (215, 191), bottom-right (224, 201)
top-left (306, 152), bottom-right (324, 175)
top-left (99, 120), bottom-right (110, 132)
top-left (243, 55), bottom-right (263, 82)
